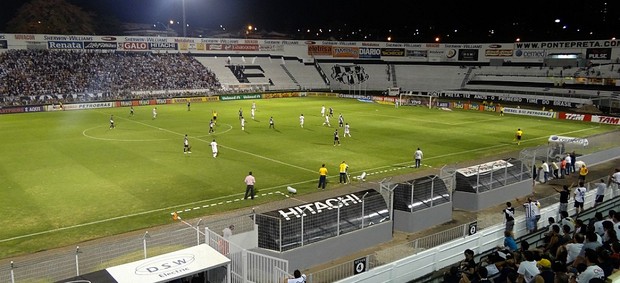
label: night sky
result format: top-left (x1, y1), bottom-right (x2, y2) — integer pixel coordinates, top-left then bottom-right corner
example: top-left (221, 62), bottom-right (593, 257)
top-left (0, 0), bottom-right (618, 42)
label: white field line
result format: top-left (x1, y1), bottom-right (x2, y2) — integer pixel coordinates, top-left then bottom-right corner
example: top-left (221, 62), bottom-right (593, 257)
top-left (87, 113), bottom-right (315, 173)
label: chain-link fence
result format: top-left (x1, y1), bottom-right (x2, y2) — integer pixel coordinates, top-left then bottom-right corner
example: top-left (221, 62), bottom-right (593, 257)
top-left (0, 214), bottom-right (252, 283)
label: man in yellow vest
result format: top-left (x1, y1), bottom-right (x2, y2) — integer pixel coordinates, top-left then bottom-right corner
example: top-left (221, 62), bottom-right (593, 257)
top-left (318, 164), bottom-right (328, 190)
top-left (339, 161), bottom-right (349, 184)
top-left (579, 164), bottom-right (589, 182)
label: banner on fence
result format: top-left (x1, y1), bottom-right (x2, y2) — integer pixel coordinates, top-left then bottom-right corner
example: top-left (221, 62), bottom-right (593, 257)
top-left (548, 135), bottom-right (589, 146)
top-left (456, 160), bottom-right (514, 177)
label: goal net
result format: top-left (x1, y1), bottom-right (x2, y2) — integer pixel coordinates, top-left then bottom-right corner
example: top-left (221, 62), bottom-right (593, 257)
top-left (397, 92), bottom-right (438, 109)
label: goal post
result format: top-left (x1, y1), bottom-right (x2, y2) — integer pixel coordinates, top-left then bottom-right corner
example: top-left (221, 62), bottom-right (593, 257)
top-left (398, 91), bottom-right (439, 109)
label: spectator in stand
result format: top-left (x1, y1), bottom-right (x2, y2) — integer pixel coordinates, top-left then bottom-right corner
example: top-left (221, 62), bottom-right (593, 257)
top-left (565, 154), bottom-right (572, 176)
top-left (608, 168), bottom-right (620, 198)
top-left (533, 258), bottom-right (554, 283)
top-left (560, 158), bottom-right (567, 178)
top-left (0, 50), bottom-right (221, 106)
top-left (516, 250), bottom-right (540, 283)
top-left (554, 184), bottom-right (572, 217)
top-left (593, 212), bottom-right (606, 236)
top-left (562, 232), bottom-right (584, 265)
top-left (457, 249), bottom-right (477, 280)
top-left (573, 248), bottom-right (605, 283)
top-left (560, 224), bottom-right (573, 244)
top-left (551, 159), bottom-right (560, 179)
top-left (574, 219), bottom-right (586, 235)
top-left (610, 242), bottom-right (620, 270)
top-left (593, 179), bottom-right (607, 208)
top-left (573, 182), bottom-right (587, 215)
top-left (540, 161), bottom-right (550, 183)
top-left (573, 232), bottom-right (603, 268)
top-left (503, 230), bottom-right (518, 252)
top-left (570, 151), bottom-right (577, 174)
top-left (523, 197), bottom-right (541, 233)
top-left (504, 201), bottom-right (515, 233)
top-left (559, 211), bottom-right (575, 235)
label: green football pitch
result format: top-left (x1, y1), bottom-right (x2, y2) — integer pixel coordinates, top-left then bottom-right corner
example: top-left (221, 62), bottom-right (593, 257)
top-left (0, 96), bottom-right (615, 258)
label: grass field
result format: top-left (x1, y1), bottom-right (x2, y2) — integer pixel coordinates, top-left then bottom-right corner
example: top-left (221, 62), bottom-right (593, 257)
top-left (0, 96), bottom-right (615, 259)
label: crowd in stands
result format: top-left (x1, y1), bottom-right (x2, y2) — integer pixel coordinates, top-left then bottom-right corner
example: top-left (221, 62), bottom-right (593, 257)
top-left (0, 50), bottom-right (221, 106)
top-left (444, 208), bottom-right (620, 283)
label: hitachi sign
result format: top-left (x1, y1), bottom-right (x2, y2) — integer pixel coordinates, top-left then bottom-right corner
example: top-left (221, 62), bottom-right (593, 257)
top-left (278, 194), bottom-right (362, 220)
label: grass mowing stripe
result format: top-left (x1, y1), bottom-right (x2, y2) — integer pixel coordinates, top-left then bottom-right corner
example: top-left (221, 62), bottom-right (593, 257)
top-left (101, 110), bottom-right (316, 173)
top-left (2, 125), bottom-right (594, 244)
top-left (0, 97), bottom-right (614, 258)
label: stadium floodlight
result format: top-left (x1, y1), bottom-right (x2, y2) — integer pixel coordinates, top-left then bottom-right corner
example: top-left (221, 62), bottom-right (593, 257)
top-left (287, 186), bottom-right (297, 194)
top-left (178, 0), bottom-right (187, 37)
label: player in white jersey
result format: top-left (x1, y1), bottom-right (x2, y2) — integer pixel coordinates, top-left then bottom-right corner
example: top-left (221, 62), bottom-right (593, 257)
top-left (210, 139), bottom-right (218, 158)
top-left (320, 105), bottom-right (326, 117)
top-left (299, 114), bottom-right (305, 128)
top-left (240, 116), bottom-right (245, 131)
top-left (323, 115), bottom-right (331, 126)
top-left (152, 107), bottom-right (157, 119)
top-left (344, 123), bottom-right (351, 137)
top-left (251, 107), bottom-right (255, 120)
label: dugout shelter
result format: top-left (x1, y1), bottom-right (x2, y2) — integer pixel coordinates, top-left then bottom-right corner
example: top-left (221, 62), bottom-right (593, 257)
top-left (56, 244), bottom-right (231, 283)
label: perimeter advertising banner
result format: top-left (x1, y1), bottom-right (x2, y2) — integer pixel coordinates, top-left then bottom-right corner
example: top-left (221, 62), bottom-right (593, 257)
top-left (219, 94), bottom-right (262, 101)
top-left (358, 48), bottom-right (381, 58)
top-left (591, 115), bottom-right (620, 125)
top-left (558, 112), bottom-right (592, 122)
top-left (381, 48), bottom-right (405, 57)
top-left (2, 33), bottom-right (620, 63)
top-left (548, 135), bottom-right (589, 146)
top-left (307, 45), bottom-right (333, 56)
top-left (0, 105), bottom-right (44, 114)
top-left (83, 41), bottom-right (118, 50)
top-left (503, 107), bottom-right (556, 118)
top-left (457, 160), bottom-right (514, 177)
top-left (586, 48), bottom-right (612, 60)
top-left (458, 49), bottom-right (479, 61)
top-left (332, 46), bottom-right (359, 58)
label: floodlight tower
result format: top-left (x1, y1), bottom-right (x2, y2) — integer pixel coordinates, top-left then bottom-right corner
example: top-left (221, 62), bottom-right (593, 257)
top-left (180, 0), bottom-right (187, 37)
